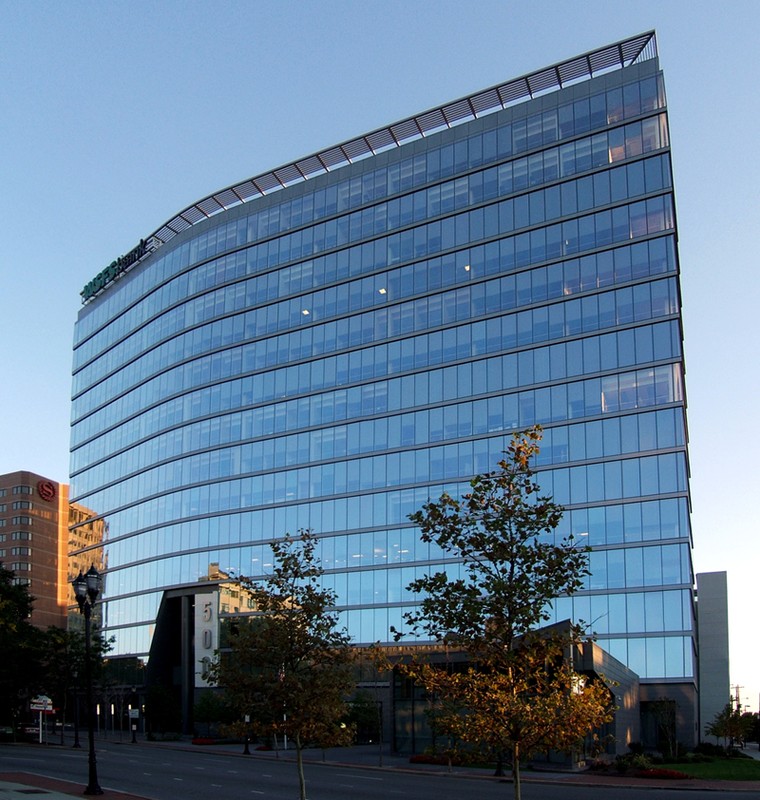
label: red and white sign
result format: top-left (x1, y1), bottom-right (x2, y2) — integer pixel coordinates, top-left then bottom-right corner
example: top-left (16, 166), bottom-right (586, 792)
top-left (30, 695), bottom-right (53, 711)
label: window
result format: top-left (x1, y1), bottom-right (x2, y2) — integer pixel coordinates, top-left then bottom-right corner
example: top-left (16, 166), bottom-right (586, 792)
top-left (11, 517), bottom-right (31, 526)
top-left (11, 563), bottom-right (30, 572)
top-left (11, 547), bottom-right (30, 556)
top-left (12, 500), bottom-right (31, 510)
top-left (12, 486), bottom-right (32, 495)
top-left (0, 504), bottom-right (5, 512)
top-left (11, 531), bottom-right (31, 541)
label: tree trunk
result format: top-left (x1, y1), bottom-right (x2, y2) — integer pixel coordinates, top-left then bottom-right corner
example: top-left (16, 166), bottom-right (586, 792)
top-left (508, 665), bottom-right (521, 800)
top-left (511, 744), bottom-right (521, 800)
top-left (295, 732), bottom-right (307, 800)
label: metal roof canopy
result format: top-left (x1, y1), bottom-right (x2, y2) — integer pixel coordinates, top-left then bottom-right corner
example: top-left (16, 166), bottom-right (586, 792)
top-left (90, 31), bottom-right (657, 301)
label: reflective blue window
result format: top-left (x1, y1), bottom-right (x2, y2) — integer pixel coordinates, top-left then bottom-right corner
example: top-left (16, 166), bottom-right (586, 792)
top-left (72, 67), bottom-right (692, 682)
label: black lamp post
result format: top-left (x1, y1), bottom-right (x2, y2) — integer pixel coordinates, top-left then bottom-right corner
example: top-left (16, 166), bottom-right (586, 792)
top-left (73, 566), bottom-right (103, 796)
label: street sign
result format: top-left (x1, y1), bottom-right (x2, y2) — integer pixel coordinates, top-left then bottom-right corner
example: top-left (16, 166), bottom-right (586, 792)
top-left (29, 696), bottom-right (53, 744)
top-left (30, 695), bottom-right (53, 711)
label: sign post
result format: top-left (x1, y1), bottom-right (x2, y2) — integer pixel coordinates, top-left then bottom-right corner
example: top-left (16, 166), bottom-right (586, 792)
top-left (30, 695), bottom-right (53, 744)
top-left (129, 708), bottom-right (139, 744)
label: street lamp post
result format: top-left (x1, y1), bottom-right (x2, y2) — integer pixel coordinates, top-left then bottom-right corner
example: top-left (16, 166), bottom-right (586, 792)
top-left (72, 566), bottom-right (103, 796)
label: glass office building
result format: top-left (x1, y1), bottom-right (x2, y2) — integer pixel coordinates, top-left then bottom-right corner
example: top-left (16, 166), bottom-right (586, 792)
top-left (70, 31), bottom-right (695, 729)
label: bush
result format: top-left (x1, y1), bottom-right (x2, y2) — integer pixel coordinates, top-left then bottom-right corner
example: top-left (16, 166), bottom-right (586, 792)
top-left (615, 752), bottom-right (653, 773)
top-left (587, 757), bottom-right (614, 771)
top-left (680, 752), bottom-right (713, 764)
top-left (694, 742), bottom-right (725, 757)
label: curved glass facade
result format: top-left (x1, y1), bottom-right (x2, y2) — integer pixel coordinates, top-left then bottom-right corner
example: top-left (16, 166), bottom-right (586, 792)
top-left (70, 45), bottom-right (694, 685)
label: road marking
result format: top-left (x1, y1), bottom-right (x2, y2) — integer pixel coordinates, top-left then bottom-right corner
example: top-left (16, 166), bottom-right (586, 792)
top-left (172, 777), bottom-right (183, 781)
top-left (337, 773), bottom-right (383, 781)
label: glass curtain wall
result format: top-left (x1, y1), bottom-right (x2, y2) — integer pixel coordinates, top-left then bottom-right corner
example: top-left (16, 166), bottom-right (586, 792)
top-left (70, 50), bottom-right (694, 687)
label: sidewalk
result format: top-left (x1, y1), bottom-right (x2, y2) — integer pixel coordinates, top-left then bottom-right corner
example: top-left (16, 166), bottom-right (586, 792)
top-left (0, 772), bottom-right (149, 800)
top-left (740, 745), bottom-right (760, 761)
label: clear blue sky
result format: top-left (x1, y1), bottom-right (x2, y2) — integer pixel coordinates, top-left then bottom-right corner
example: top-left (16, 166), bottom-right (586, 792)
top-left (1, 1), bottom-right (757, 714)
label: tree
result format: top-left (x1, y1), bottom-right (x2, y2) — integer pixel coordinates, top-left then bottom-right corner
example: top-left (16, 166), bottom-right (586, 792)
top-left (39, 627), bottom-right (85, 744)
top-left (193, 690), bottom-right (234, 737)
top-left (0, 565), bottom-right (45, 729)
top-left (705, 703), bottom-right (753, 748)
top-left (744, 712), bottom-right (760, 747)
top-left (396, 427), bottom-right (614, 800)
top-left (347, 690), bottom-right (381, 745)
top-left (40, 624), bottom-right (114, 742)
top-left (210, 531), bottom-right (354, 800)
top-left (647, 697), bottom-right (677, 758)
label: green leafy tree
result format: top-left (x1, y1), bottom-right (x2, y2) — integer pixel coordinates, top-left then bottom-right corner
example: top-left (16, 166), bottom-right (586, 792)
top-left (705, 703), bottom-right (753, 748)
top-left (743, 712), bottom-right (760, 746)
top-left (648, 697), bottom-right (677, 758)
top-left (347, 690), bottom-right (381, 745)
top-left (210, 531), bottom-right (354, 800)
top-left (0, 563), bottom-right (35, 628)
top-left (41, 623), bottom-right (114, 741)
top-left (193, 690), bottom-right (233, 737)
top-left (39, 627), bottom-right (85, 743)
top-left (397, 427), bottom-right (614, 800)
top-left (0, 565), bottom-right (45, 729)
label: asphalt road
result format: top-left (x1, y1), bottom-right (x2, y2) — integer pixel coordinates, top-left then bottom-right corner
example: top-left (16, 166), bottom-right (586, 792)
top-left (0, 742), bottom-right (755, 800)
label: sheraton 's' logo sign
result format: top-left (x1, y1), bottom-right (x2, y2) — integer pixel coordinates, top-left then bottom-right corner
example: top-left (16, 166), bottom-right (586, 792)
top-left (37, 480), bottom-right (56, 502)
